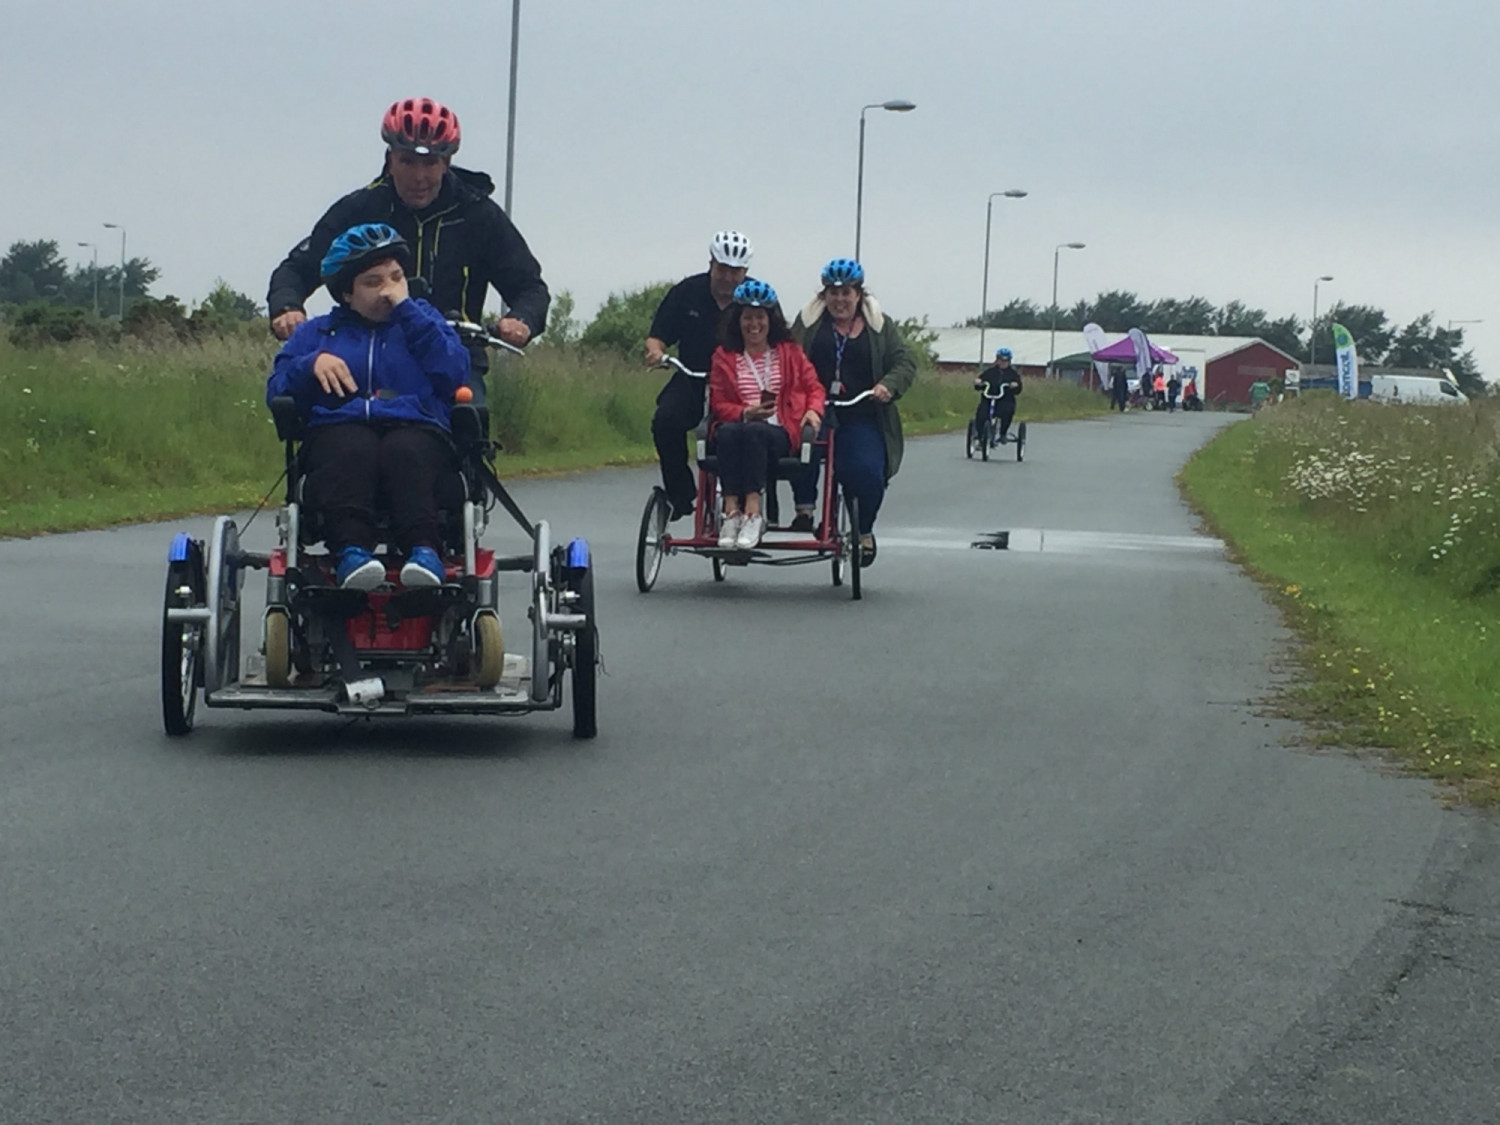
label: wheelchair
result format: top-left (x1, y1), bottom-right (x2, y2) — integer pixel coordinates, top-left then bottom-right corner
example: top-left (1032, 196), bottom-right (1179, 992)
top-left (634, 358), bottom-right (867, 600)
top-left (965, 385), bottom-right (1026, 463)
top-left (158, 323), bottom-right (598, 738)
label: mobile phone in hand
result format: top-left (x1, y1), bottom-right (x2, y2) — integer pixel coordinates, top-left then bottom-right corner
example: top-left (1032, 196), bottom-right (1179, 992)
top-left (760, 390), bottom-right (776, 406)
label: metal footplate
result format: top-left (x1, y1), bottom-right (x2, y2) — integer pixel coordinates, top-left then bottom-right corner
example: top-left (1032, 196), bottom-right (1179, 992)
top-left (210, 655), bottom-right (538, 716)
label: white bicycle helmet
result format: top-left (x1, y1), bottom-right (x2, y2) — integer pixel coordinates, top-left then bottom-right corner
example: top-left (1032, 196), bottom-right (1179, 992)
top-left (709, 230), bottom-right (753, 268)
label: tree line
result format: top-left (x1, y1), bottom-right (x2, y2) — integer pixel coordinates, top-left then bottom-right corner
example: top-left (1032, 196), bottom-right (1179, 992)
top-left (967, 291), bottom-right (1482, 394)
top-left (0, 238), bottom-right (263, 345)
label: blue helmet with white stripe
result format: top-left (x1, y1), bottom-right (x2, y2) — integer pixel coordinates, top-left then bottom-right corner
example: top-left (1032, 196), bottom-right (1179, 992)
top-left (821, 258), bottom-right (865, 287)
top-left (320, 223), bottom-right (413, 300)
top-left (732, 278), bottom-right (778, 307)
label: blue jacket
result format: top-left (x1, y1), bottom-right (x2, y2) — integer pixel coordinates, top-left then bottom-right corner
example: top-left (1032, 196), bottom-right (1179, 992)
top-left (267, 298), bottom-right (471, 431)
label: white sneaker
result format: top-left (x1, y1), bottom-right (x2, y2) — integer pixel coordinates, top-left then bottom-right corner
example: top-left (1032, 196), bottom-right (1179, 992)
top-left (718, 513), bottom-right (743, 549)
top-left (736, 513), bottom-right (765, 550)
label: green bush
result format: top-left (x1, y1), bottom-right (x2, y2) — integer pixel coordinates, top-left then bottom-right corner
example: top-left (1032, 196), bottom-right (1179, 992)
top-left (579, 282), bottom-right (672, 358)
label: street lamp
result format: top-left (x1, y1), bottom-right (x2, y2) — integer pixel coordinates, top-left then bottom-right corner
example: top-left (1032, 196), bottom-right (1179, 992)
top-left (1046, 242), bottom-right (1086, 378)
top-left (77, 242), bottom-right (99, 319)
top-left (503, 0), bottom-right (519, 215)
top-left (1447, 318), bottom-right (1483, 331)
top-left (102, 222), bottom-right (127, 318)
top-left (978, 190), bottom-right (1028, 363)
top-left (854, 99), bottom-right (916, 261)
top-left (1309, 275), bottom-right (1333, 367)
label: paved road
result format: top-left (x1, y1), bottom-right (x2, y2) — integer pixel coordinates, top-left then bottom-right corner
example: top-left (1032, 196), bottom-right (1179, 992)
top-left (2, 412), bottom-right (1495, 1123)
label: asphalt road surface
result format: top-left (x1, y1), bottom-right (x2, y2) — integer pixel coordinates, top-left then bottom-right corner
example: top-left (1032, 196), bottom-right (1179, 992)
top-left (3, 411), bottom-right (1496, 1124)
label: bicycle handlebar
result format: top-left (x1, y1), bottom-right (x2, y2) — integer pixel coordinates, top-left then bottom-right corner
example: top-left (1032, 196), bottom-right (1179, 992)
top-left (448, 319), bottom-right (527, 356)
top-left (654, 355), bottom-right (706, 379)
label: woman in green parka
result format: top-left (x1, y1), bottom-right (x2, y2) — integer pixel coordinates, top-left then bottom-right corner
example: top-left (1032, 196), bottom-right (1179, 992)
top-left (788, 257), bottom-right (916, 564)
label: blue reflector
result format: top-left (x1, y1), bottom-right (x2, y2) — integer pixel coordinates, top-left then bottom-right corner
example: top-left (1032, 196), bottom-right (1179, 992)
top-left (566, 538), bottom-right (591, 569)
top-left (168, 532), bottom-right (193, 563)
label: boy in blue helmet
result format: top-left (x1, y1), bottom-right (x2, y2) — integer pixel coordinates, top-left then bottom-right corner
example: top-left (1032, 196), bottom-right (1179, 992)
top-left (974, 347), bottom-right (1022, 442)
top-left (267, 223), bottom-right (472, 590)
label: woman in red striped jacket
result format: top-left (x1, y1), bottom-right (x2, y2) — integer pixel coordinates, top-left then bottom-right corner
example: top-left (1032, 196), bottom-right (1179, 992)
top-left (707, 280), bottom-right (825, 550)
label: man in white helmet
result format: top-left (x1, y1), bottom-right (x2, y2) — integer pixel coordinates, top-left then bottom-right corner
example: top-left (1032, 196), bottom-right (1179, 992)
top-left (643, 230), bottom-right (752, 519)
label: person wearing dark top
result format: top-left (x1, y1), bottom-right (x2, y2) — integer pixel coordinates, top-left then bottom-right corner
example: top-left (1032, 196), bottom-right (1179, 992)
top-left (266, 97), bottom-right (550, 406)
top-left (974, 347), bottom-right (1023, 441)
top-left (788, 258), bottom-right (917, 562)
top-left (642, 230), bottom-right (753, 519)
top-left (1167, 373), bottom-right (1182, 412)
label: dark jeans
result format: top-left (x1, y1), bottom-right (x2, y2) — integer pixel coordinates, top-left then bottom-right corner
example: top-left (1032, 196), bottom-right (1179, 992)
top-left (713, 421), bottom-right (790, 498)
top-left (651, 371), bottom-right (706, 510)
top-left (974, 396), bottom-right (1015, 436)
top-left (792, 418), bottom-right (887, 534)
top-left (302, 423), bottom-right (452, 553)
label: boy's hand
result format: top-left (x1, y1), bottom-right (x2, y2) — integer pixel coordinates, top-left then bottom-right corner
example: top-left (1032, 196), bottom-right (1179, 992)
top-left (312, 352), bottom-right (358, 397)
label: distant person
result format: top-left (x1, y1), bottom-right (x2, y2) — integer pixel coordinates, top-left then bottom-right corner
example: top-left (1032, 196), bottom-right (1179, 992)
top-left (1111, 366), bottom-right (1129, 412)
top-left (1249, 379), bottom-right (1271, 409)
top-left (1182, 375), bottom-right (1201, 411)
top-left (267, 97), bottom-right (549, 405)
top-left (1167, 373), bottom-right (1181, 412)
top-left (642, 230), bottom-right (753, 520)
top-left (974, 347), bottom-right (1023, 442)
top-left (1152, 370), bottom-right (1167, 409)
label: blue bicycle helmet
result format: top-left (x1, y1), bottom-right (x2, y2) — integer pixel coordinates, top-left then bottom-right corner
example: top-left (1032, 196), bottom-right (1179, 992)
top-left (821, 258), bottom-right (865, 287)
top-left (996, 347), bottom-right (1013, 359)
top-left (320, 223), bottom-right (414, 300)
top-left (732, 278), bottom-right (778, 307)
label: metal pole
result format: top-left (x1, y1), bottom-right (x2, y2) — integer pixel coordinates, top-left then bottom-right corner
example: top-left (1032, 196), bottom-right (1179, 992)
top-left (855, 108), bottom-right (868, 260)
top-left (1048, 246), bottom-right (1061, 379)
top-left (104, 223), bottom-right (127, 318)
top-left (79, 242), bottom-right (98, 318)
top-left (504, 0), bottom-right (519, 215)
top-left (1310, 276), bottom-right (1332, 367)
top-left (980, 198), bottom-right (995, 364)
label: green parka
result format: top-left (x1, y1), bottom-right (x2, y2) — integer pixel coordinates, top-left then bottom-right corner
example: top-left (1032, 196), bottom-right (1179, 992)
top-left (790, 293), bottom-right (917, 480)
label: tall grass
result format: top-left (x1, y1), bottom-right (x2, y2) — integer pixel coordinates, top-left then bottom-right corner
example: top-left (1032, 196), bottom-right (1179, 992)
top-left (1181, 391), bottom-right (1500, 802)
top-left (0, 332), bottom-right (1109, 536)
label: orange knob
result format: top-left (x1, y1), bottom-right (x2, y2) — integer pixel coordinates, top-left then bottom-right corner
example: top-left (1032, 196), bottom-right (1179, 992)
top-left (454, 385), bottom-right (474, 403)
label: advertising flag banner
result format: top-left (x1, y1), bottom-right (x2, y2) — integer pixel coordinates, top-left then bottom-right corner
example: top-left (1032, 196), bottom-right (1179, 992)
top-left (1128, 327), bottom-right (1154, 390)
top-left (1082, 322), bottom-right (1111, 389)
top-left (1332, 323), bottom-right (1359, 400)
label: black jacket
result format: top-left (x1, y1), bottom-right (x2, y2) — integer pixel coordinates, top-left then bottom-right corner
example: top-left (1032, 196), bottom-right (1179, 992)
top-left (976, 364), bottom-right (1022, 397)
top-left (266, 166), bottom-right (550, 338)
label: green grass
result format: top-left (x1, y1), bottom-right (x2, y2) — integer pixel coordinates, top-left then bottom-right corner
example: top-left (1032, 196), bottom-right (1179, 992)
top-left (0, 333), bottom-right (1110, 537)
top-left (1180, 394), bottom-right (1500, 804)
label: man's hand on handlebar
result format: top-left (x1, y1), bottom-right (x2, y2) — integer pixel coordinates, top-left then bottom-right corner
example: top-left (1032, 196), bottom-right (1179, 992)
top-left (492, 317), bottom-right (531, 347)
top-left (643, 338), bottom-right (667, 367)
top-left (312, 352), bottom-right (358, 397)
top-left (272, 309), bottom-right (307, 341)
top-left (871, 383), bottom-right (894, 403)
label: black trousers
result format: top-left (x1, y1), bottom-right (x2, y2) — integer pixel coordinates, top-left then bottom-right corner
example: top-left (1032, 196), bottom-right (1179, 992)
top-left (651, 371), bottom-right (706, 509)
top-left (714, 421), bottom-right (790, 498)
top-left (302, 423), bottom-right (453, 553)
top-left (975, 396), bottom-right (1015, 434)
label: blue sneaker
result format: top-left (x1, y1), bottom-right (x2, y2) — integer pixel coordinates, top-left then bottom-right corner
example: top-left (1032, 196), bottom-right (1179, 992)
top-left (336, 546), bottom-right (386, 591)
top-left (400, 545), bottom-right (446, 589)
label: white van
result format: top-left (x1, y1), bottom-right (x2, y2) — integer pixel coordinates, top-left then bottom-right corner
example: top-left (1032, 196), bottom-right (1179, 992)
top-left (1369, 373), bottom-right (1468, 405)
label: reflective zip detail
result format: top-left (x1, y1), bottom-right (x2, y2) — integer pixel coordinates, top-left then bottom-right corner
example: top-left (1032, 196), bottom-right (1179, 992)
top-left (414, 217), bottom-right (426, 276)
top-left (461, 265), bottom-right (471, 317)
top-left (365, 334), bottom-right (376, 419)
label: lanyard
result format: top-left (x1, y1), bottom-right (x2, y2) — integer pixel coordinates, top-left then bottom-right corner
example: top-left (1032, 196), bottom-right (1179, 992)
top-left (743, 348), bottom-right (774, 392)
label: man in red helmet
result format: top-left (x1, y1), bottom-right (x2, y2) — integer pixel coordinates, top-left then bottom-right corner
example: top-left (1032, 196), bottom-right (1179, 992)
top-left (267, 97), bottom-right (550, 404)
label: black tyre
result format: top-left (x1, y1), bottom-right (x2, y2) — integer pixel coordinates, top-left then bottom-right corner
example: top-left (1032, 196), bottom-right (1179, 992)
top-left (1016, 421), bottom-right (1027, 463)
top-left (569, 567), bottom-right (597, 739)
top-left (161, 555), bottom-right (204, 736)
top-left (965, 421), bottom-right (976, 460)
top-left (846, 495), bottom-right (862, 601)
top-left (979, 418), bottom-right (990, 462)
top-left (832, 494), bottom-right (851, 587)
top-left (635, 488), bottom-right (670, 593)
top-left (712, 556), bottom-right (728, 583)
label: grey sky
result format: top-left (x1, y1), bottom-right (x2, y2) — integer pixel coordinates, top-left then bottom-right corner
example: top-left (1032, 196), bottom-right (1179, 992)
top-left (6, 0), bottom-right (1498, 374)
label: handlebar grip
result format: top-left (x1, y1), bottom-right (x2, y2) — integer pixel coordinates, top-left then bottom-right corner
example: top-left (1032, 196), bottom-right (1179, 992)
top-left (800, 424), bottom-right (816, 462)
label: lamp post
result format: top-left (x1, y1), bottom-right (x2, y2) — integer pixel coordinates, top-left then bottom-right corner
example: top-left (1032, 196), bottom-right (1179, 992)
top-left (854, 99), bottom-right (916, 261)
top-left (503, 0), bottom-right (520, 215)
top-left (1447, 318), bottom-right (1483, 331)
top-left (102, 222), bottom-right (127, 319)
top-left (979, 190), bottom-right (1028, 364)
top-left (1046, 242), bottom-right (1086, 379)
top-left (1309, 275), bottom-right (1333, 367)
top-left (77, 242), bottom-right (99, 319)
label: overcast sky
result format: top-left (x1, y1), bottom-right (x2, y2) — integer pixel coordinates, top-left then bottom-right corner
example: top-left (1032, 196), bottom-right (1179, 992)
top-left (6, 0), bottom-right (1498, 374)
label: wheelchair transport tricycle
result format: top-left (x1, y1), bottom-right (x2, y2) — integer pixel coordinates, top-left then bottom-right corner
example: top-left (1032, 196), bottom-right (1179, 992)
top-left (635, 357), bottom-right (870, 600)
top-left (158, 322), bottom-right (599, 739)
top-left (965, 384), bottom-right (1026, 463)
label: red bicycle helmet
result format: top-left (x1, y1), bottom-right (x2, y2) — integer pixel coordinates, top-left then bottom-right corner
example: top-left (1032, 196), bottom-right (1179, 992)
top-left (381, 97), bottom-right (461, 157)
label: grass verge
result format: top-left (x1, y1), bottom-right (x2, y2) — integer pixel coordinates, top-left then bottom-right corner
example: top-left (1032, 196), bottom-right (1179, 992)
top-left (1180, 400), bottom-right (1500, 804)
